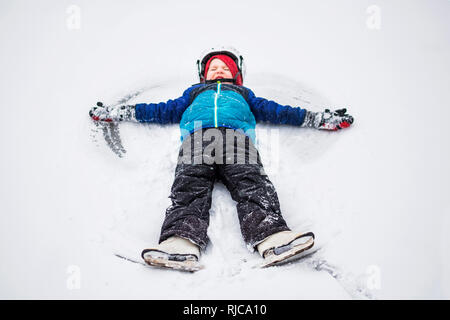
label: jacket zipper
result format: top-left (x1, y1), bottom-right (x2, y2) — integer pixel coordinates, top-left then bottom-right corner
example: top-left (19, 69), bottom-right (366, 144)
top-left (214, 81), bottom-right (221, 128)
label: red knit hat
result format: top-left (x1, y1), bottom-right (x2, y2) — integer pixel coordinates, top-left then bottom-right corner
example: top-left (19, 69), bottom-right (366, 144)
top-left (204, 54), bottom-right (243, 85)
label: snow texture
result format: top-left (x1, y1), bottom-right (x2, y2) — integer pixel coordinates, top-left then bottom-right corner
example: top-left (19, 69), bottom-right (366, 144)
top-left (1, 0), bottom-right (449, 299)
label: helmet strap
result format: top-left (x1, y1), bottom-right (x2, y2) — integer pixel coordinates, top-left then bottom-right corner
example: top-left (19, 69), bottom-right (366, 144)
top-left (204, 78), bottom-right (235, 84)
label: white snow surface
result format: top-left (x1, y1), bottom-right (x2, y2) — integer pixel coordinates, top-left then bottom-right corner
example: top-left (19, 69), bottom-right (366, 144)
top-left (1, 0), bottom-right (449, 299)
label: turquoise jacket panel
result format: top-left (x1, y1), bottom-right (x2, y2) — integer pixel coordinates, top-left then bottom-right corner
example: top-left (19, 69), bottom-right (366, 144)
top-left (179, 85), bottom-right (256, 142)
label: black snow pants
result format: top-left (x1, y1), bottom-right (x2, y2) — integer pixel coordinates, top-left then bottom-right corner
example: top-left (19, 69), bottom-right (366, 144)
top-left (159, 127), bottom-right (290, 251)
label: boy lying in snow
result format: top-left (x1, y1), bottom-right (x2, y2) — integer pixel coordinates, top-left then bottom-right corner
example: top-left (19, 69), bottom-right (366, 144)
top-left (89, 47), bottom-right (354, 271)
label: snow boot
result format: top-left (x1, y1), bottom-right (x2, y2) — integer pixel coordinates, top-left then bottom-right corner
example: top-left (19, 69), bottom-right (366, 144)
top-left (257, 231), bottom-right (315, 268)
top-left (141, 236), bottom-right (203, 272)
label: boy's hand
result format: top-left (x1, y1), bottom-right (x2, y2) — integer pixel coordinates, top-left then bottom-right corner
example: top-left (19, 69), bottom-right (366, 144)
top-left (89, 102), bottom-right (136, 122)
top-left (301, 108), bottom-right (354, 131)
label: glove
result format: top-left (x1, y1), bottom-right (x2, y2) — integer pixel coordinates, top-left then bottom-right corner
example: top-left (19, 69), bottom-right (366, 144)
top-left (301, 108), bottom-right (354, 131)
top-left (89, 102), bottom-right (136, 122)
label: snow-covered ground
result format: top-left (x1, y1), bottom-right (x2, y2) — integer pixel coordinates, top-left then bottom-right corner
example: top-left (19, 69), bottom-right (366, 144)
top-left (1, 0), bottom-right (449, 299)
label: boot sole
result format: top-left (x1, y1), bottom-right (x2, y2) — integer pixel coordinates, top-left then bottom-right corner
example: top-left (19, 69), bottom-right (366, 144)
top-left (142, 249), bottom-right (204, 272)
top-left (143, 256), bottom-right (204, 272)
top-left (260, 239), bottom-right (315, 268)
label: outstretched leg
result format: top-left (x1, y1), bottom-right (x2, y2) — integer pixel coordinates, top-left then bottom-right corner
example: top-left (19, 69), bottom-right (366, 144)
top-left (159, 140), bottom-right (216, 251)
top-left (218, 134), bottom-right (290, 251)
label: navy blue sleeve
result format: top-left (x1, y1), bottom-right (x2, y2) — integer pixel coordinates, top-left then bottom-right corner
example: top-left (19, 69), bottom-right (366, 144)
top-left (134, 87), bottom-right (194, 124)
top-left (246, 88), bottom-right (307, 126)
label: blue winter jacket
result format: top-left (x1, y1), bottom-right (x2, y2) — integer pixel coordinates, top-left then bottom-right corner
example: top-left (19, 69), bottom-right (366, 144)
top-left (134, 81), bottom-right (307, 143)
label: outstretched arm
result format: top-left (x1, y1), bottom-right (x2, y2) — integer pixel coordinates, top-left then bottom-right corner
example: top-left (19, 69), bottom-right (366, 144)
top-left (134, 88), bottom-right (192, 124)
top-left (246, 89), bottom-right (354, 130)
top-left (246, 89), bottom-right (307, 126)
top-left (89, 87), bottom-right (193, 124)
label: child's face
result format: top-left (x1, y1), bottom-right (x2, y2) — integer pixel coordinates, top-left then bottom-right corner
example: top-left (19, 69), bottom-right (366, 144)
top-left (206, 58), bottom-right (233, 81)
